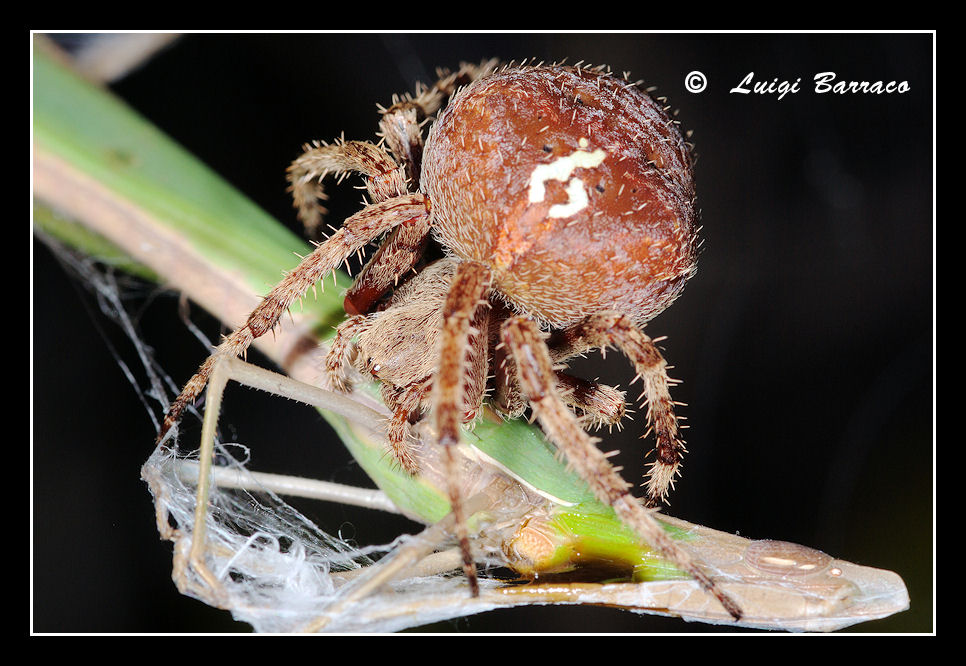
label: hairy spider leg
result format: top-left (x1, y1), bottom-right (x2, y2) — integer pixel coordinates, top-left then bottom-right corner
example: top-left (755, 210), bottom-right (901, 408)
top-left (342, 215), bottom-right (431, 316)
top-left (376, 58), bottom-right (500, 182)
top-left (343, 61), bottom-right (501, 314)
top-left (543, 312), bottom-right (688, 505)
top-left (287, 136), bottom-right (432, 317)
top-left (494, 348), bottom-right (627, 429)
top-left (287, 140), bottom-right (409, 238)
top-left (380, 379), bottom-right (433, 474)
top-left (500, 316), bottom-right (742, 622)
top-left (285, 105), bottom-right (433, 316)
top-left (157, 193), bottom-right (431, 444)
top-left (325, 316), bottom-right (431, 473)
top-left (553, 373), bottom-right (627, 431)
top-left (287, 60), bottom-right (500, 312)
top-left (322, 315), bottom-right (368, 393)
top-left (432, 261), bottom-right (494, 597)
top-left (491, 316), bottom-right (627, 431)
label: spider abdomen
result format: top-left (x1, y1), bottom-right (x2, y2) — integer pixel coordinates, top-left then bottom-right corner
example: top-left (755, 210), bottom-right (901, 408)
top-left (422, 64), bottom-right (699, 328)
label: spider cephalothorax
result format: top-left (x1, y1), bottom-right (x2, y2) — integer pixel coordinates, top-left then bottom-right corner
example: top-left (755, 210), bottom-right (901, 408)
top-left (159, 61), bottom-right (740, 619)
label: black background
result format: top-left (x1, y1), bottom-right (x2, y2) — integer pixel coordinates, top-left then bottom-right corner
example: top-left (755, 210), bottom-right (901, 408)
top-left (33, 32), bottom-right (933, 633)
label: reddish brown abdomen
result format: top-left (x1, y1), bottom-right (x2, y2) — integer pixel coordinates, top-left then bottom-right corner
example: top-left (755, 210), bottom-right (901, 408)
top-left (422, 65), bottom-right (699, 328)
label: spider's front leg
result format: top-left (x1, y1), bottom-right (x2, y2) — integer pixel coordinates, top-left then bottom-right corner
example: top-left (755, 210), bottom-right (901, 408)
top-left (287, 140), bottom-right (409, 239)
top-left (321, 315), bottom-right (368, 393)
top-left (337, 105), bottom-right (435, 315)
top-left (500, 316), bottom-right (742, 622)
top-left (157, 193), bottom-right (430, 443)
top-left (287, 133), bottom-right (432, 316)
top-left (377, 58), bottom-right (501, 184)
top-left (340, 62), bottom-right (500, 315)
top-left (342, 215), bottom-right (431, 316)
top-left (380, 380), bottom-right (432, 475)
top-left (431, 261), bottom-right (493, 597)
top-left (288, 118), bottom-right (430, 317)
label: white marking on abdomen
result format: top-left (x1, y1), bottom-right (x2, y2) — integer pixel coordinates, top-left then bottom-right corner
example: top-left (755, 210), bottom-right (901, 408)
top-left (528, 143), bottom-right (606, 218)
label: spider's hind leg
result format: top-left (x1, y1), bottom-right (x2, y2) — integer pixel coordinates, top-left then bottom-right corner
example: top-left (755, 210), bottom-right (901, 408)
top-left (492, 340), bottom-right (626, 430)
top-left (555, 374), bottom-right (627, 430)
top-left (546, 312), bottom-right (687, 506)
top-left (494, 361), bottom-right (626, 429)
top-left (499, 316), bottom-right (742, 621)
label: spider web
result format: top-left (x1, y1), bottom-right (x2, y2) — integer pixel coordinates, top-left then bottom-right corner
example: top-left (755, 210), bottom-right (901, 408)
top-left (37, 232), bottom-right (518, 633)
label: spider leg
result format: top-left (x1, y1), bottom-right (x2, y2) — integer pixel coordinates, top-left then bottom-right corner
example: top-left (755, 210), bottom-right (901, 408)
top-left (325, 315), bottom-right (427, 474)
top-left (500, 316), bottom-right (742, 621)
top-left (493, 342), bottom-right (626, 429)
top-left (287, 139), bottom-right (408, 237)
top-left (377, 58), bottom-right (501, 184)
top-left (555, 373), bottom-right (627, 430)
top-left (378, 103), bottom-right (424, 186)
top-left (158, 193), bottom-right (430, 443)
top-left (334, 97), bottom-right (437, 315)
top-left (337, 62), bottom-right (501, 314)
top-left (342, 213), bottom-right (430, 316)
top-left (414, 58), bottom-right (501, 117)
top-left (431, 261), bottom-right (493, 597)
top-left (321, 315), bottom-right (368, 392)
top-left (381, 379), bottom-right (431, 475)
top-left (546, 312), bottom-right (687, 506)
top-left (290, 130), bottom-right (432, 317)
top-left (287, 59), bottom-right (499, 241)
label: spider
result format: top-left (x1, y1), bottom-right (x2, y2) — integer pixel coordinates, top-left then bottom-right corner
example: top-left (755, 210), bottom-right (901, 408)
top-left (158, 60), bottom-right (742, 620)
